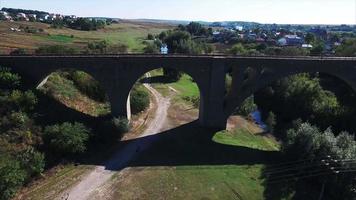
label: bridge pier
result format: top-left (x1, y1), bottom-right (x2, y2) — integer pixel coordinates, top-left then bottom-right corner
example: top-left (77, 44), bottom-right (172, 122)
top-left (199, 60), bottom-right (227, 130)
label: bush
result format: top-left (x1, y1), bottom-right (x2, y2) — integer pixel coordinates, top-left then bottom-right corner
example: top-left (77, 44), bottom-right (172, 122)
top-left (112, 117), bottom-right (130, 133)
top-left (70, 71), bottom-right (106, 102)
top-left (17, 147), bottom-right (45, 180)
top-left (130, 85), bottom-right (150, 114)
top-left (43, 122), bottom-right (90, 155)
top-left (0, 67), bottom-right (21, 90)
top-left (35, 45), bottom-right (79, 55)
top-left (236, 95), bottom-right (257, 116)
top-left (143, 43), bottom-right (160, 54)
top-left (182, 96), bottom-right (200, 108)
top-left (265, 111), bottom-right (276, 132)
top-left (10, 48), bottom-right (26, 55)
top-left (0, 156), bottom-right (26, 200)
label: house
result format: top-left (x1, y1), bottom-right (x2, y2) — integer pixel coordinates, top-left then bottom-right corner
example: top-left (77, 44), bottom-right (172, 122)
top-left (277, 35), bottom-right (303, 46)
top-left (302, 44), bottom-right (313, 48)
top-left (235, 25), bottom-right (243, 31)
top-left (38, 14), bottom-right (50, 21)
top-left (16, 13), bottom-right (29, 21)
top-left (0, 11), bottom-right (12, 20)
top-left (160, 44), bottom-right (168, 54)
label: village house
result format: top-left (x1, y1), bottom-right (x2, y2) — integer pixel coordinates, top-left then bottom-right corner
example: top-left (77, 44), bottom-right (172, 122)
top-left (16, 13), bottom-right (29, 21)
top-left (277, 35), bottom-right (304, 46)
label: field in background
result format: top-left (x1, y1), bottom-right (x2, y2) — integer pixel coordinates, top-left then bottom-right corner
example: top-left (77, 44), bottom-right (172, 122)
top-left (0, 20), bottom-right (172, 54)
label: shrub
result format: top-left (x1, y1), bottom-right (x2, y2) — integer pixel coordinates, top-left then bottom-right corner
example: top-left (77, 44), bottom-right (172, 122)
top-left (70, 71), bottom-right (106, 102)
top-left (9, 48), bottom-right (26, 55)
top-left (112, 117), bottom-right (130, 133)
top-left (17, 147), bottom-right (45, 180)
top-left (43, 122), bottom-right (90, 155)
top-left (265, 111), bottom-right (276, 132)
top-left (35, 45), bottom-right (79, 55)
top-left (0, 67), bottom-right (21, 90)
top-left (182, 96), bottom-right (200, 108)
top-left (143, 43), bottom-right (160, 54)
top-left (130, 85), bottom-right (150, 114)
top-left (236, 96), bottom-right (257, 116)
top-left (0, 156), bottom-right (26, 200)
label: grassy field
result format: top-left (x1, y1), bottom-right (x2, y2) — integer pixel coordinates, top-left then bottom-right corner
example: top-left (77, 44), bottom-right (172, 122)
top-left (213, 129), bottom-right (280, 151)
top-left (108, 120), bottom-right (280, 200)
top-left (0, 20), bottom-right (172, 53)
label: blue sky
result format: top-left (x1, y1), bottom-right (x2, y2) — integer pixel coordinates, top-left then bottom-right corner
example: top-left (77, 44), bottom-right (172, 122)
top-left (1, 0), bottom-right (355, 24)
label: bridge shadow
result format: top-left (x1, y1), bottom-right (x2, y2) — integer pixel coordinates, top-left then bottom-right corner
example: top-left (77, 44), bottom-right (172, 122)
top-left (98, 120), bottom-right (281, 171)
top-left (33, 92), bottom-right (280, 169)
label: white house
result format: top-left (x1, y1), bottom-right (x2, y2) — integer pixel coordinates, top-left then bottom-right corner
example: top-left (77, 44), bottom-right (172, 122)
top-left (235, 25), bottom-right (243, 31)
top-left (16, 13), bottom-right (29, 21)
top-left (160, 44), bottom-right (168, 54)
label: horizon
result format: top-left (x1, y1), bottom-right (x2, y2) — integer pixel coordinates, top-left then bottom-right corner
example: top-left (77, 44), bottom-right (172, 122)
top-left (1, 0), bottom-right (356, 25)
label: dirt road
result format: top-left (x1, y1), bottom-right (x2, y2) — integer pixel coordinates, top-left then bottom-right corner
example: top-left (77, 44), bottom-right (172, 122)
top-left (60, 73), bottom-right (170, 200)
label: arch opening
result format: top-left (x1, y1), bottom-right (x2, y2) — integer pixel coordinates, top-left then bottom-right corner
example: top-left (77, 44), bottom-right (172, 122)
top-left (123, 67), bottom-right (203, 139)
top-left (226, 70), bottom-right (356, 138)
top-left (37, 69), bottom-right (111, 118)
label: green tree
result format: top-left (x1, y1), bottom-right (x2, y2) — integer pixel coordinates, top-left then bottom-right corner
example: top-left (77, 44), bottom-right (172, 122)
top-left (336, 39), bottom-right (356, 57)
top-left (0, 156), bottom-right (26, 200)
top-left (305, 33), bottom-right (315, 44)
top-left (265, 111), bottom-right (276, 132)
top-left (143, 42), bottom-right (160, 54)
top-left (17, 147), bottom-right (45, 179)
top-left (282, 123), bottom-right (356, 199)
top-left (0, 67), bottom-right (21, 90)
top-left (43, 122), bottom-right (90, 155)
top-left (130, 84), bottom-right (150, 114)
top-left (36, 45), bottom-right (79, 55)
top-left (229, 43), bottom-right (247, 55)
top-left (236, 96), bottom-right (257, 116)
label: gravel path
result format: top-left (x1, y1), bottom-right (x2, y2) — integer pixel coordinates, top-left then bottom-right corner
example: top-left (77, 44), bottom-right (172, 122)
top-left (60, 73), bottom-right (170, 200)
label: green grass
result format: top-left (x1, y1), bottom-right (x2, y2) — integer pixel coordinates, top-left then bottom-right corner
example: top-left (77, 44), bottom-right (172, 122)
top-left (169, 73), bottom-right (200, 98)
top-left (46, 34), bottom-right (74, 43)
top-left (113, 164), bottom-right (266, 200)
top-left (213, 129), bottom-right (280, 151)
top-left (0, 21), bottom-right (172, 53)
top-left (111, 121), bottom-right (281, 200)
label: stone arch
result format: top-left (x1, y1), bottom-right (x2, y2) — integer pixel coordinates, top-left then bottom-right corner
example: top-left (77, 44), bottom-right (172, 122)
top-left (118, 65), bottom-right (207, 122)
top-left (224, 62), bottom-right (356, 119)
top-left (36, 67), bottom-right (112, 117)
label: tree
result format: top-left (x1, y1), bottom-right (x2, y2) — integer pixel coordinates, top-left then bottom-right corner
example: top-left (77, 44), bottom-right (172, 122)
top-left (0, 67), bottom-right (21, 90)
top-left (229, 43), bottom-right (247, 55)
top-left (265, 111), bottom-right (276, 132)
top-left (305, 33), bottom-right (315, 44)
top-left (36, 45), bottom-right (79, 55)
top-left (236, 96), bottom-right (257, 116)
top-left (147, 34), bottom-right (154, 40)
top-left (336, 39), bottom-right (356, 57)
top-left (130, 84), bottom-right (150, 114)
top-left (282, 123), bottom-right (356, 199)
top-left (43, 122), bottom-right (90, 155)
top-left (143, 42), bottom-right (160, 54)
top-left (310, 41), bottom-right (324, 56)
top-left (0, 156), bottom-right (26, 200)
top-left (17, 147), bottom-right (45, 179)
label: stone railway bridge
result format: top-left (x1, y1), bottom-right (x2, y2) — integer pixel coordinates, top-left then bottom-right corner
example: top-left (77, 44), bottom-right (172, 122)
top-left (1, 55), bottom-right (356, 129)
